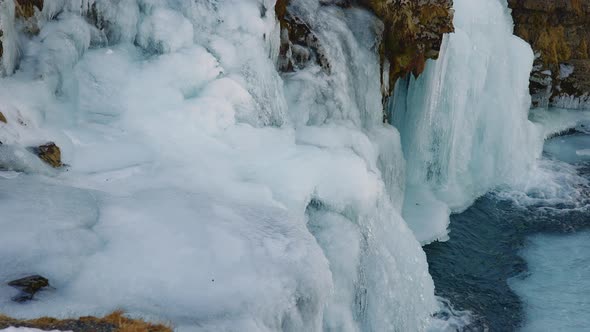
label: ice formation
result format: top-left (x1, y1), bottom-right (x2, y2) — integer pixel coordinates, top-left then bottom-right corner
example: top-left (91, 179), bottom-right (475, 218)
top-left (391, 0), bottom-right (541, 243)
top-left (0, 0), bottom-right (573, 330)
top-left (0, 0), bottom-right (433, 331)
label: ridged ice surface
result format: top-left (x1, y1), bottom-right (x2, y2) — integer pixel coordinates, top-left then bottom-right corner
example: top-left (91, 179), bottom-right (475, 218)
top-left (0, 0), bottom-right (435, 331)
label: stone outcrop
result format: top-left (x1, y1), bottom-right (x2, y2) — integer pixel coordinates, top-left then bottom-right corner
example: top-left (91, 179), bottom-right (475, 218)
top-left (509, 0), bottom-right (590, 108)
top-left (359, 0), bottom-right (454, 95)
top-left (276, 0), bottom-right (331, 73)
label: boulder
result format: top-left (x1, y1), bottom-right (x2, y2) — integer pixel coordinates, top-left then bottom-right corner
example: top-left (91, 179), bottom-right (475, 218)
top-left (32, 142), bottom-right (63, 168)
top-left (7, 274), bottom-right (50, 302)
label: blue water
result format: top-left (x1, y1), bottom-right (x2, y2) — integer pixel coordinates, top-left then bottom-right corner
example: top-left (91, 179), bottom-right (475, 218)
top-left (510, 231), bottom-right (590, 331)
top-left (425, 131), bottom-right (590, 331)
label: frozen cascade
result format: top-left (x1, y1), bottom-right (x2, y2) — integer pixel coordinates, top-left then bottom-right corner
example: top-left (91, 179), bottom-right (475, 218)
top-left (391, 0), bottom-right (543, 244)
top-left (0, 0), bottom-right (436, 331)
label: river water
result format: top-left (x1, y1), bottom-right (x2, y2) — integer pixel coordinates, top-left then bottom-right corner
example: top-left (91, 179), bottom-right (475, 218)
top-left (425, 112), bottom-right (590, 331)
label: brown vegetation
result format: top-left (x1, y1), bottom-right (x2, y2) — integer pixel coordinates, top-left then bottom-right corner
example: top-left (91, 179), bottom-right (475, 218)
top-left (0, 311), bottom-right (172, 332)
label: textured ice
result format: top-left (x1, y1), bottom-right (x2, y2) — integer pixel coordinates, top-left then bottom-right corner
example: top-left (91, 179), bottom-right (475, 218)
top-left (391, 0), bottom-right (541, 243)
top-left (0, 0), bottom-right (435, 330)
top-left (0, 0), bottom-right (570, 329)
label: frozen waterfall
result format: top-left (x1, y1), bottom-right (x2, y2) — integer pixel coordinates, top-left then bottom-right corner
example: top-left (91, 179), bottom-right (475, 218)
top-left (0, 0), bottom-right (554, 330)
top-left (391, 0), bottom-right (542, 244)
top-left (0, 0), bottom-right (434, 331)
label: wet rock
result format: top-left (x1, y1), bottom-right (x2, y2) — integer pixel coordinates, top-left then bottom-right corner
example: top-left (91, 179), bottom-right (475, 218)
top-left (32, 142), bottom-right (63, 168)
top-left (7, 275), bottom-right (50, 302)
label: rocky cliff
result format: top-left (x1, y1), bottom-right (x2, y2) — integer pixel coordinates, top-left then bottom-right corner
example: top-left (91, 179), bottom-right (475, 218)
top-left (359, 0), bottom-right (453, 96)
top-left (509, 0), bottom-right (590, 108)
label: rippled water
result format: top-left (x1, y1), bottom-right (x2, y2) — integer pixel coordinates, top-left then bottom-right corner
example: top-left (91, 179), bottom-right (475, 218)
top-left (425, 131), bottom-right (590, 331)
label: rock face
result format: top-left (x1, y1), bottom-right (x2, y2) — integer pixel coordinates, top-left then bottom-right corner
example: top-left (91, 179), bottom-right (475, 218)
top-left (509, 0), bottom-right (590, 108)
top-left (359, 0), bottom-right (454, 95)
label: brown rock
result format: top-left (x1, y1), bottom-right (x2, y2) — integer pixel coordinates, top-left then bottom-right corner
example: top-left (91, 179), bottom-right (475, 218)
top-left (15, 0), bottom-right (43, 19)
top-left (0, 112), bottom-right (6, 123)
top-left (360, 0), bottom-right (454, 96)
top-left (509, 0), bottom-right (590, 107)
top-left (34, 142), bottom-right (63, 168)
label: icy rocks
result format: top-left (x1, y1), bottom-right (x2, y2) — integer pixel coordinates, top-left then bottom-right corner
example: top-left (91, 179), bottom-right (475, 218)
top-left (276, 0), bottom-right (331, 72)
top-left (15, 0), bottom-right (43, 19)
top-left (31, 143), bottom-right (62, 168)
top-left (509, 0), bottom-right (590, 108)
top-left (7, 275), bottom-right (50, 302)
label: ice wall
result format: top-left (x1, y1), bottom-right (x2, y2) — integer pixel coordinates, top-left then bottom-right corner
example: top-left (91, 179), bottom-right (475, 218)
top-left (391, 0), bottom-right (542, 243)
top-left (0, 0), bottom-right (436, 331)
